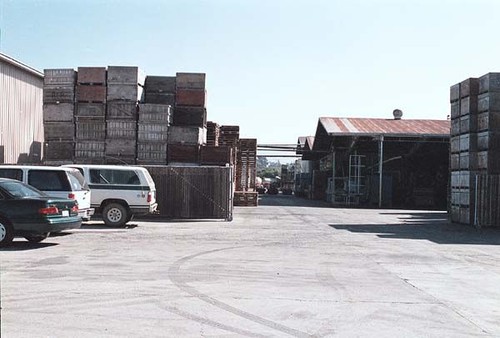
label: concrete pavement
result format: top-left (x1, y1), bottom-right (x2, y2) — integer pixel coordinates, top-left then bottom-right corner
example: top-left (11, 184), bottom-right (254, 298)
top-left (1, 194), bottom-right (500, 337)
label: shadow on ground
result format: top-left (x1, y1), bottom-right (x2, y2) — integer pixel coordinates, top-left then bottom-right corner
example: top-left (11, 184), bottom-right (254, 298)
top-left (258, 194), bottom-right (332, 207)
top-left (330, 212), bottom-right (500, 245)
top-left (0, 241), bottom-right (58, 251)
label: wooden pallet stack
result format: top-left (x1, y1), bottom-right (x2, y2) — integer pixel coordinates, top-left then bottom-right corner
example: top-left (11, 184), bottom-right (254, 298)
top-left (43, 69), bottom-right (77, 164)
top-left (74, 67), bottom-right (107, 164)
top-left (167, 73), bottom-right (207, 164)
top-left (233, 138), bottom-right (258, 207)
top-left (105, 66), bottom-right (144, 164)
top-left (450, 78), bottom-right (479, 225)
top-left (137, 104), bottom-right (171, 164)
top-left (206, 121), bottom-right (220, 146)
top-left (143, 76), bottom-right (176, 106)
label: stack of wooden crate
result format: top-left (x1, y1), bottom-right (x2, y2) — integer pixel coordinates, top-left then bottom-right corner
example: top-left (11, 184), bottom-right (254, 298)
top-left (137, 104), bottom-right (171, 164)
top-left (143, 76), bottom-right (176, 106)
top-left (450, 78), bottom-right (479, 225)
top-left (75, 67), bottom-right (107, 163)
top-left (105, 66), bottom-right (144, 164)
top-left (167, 73), bottom-right (207, 164)
top-left (206, 121), bottom-right (220, 146)
top-left (43, 69), bottom-right (77, 164)
top-left (233, 138), bottom-right (258, 207)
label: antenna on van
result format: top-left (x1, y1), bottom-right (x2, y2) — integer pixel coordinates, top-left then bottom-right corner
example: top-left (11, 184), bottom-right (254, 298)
top-left (104, 155), bottom-right (131, 166)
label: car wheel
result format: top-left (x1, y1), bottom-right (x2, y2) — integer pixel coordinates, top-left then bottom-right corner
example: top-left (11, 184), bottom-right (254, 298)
top-left (25, 233), bottom-right (50, 243)
top-left (102, 203), bottom-right (129, 227)
top-left (0, 218), bottom-right (14, 247)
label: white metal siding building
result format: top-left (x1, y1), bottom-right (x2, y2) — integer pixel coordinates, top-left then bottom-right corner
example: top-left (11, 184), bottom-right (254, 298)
top-left (0, 53), bottom-right (44, 164)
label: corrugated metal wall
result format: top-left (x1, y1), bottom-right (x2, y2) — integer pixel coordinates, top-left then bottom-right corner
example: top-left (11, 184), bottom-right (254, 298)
top-left (0, 57), bottom-right (44, 164)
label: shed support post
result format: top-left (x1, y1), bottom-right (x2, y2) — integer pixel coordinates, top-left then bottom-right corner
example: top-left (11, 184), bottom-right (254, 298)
top-left (332, 150), bottom-right (336, 204)
top-left (378, 136), bottom-right (384, 208)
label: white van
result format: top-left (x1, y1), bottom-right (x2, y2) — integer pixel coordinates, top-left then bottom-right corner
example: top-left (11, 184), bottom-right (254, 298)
top-left (0, 165), bottom-right (94, 220)
top-left (63, 164), bottom-right (157, 227)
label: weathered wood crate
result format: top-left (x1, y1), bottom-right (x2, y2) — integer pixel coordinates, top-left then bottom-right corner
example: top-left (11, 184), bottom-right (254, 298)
top-left (143, 93), bottom-right (176, 105)
top-left (44, 122), bottom-right (75, 141)
top-left (173, 106), bottom-right (207, 127)
top-left (168, 126), bottom-right (206, 145)
top-left (43, 85), bottom-right (75, 103)
top-left (43, 103), bottom-right (75, 122)
top-left (44, 141), bottom-right (74, 161)
top-left (75, 141), bottom-right (105, 160)
top-left (105, 139), bottom-right (136, 157)
top-left (106, 102), bottom-right (137, 120)
top-left (44, 69), bottom-right (76, 86)
top-left (144, 76), bottom-right (176, 93)
top-left (176, 73), bottom-right (206, 90)
top-left (106, 120), bottom-right (137, 139)
top-left (200, 146), bottom-right (233, 166)
top-left (175, 89), bottom-right (206, 107)
top-left (477, 111), bottom-right (500, 131)
top-left (479, 73), bottom-right (500, 94)
top-left (137, 143), bottom-right (167, 163)
top-left (76, 119), bottom-right (106, 140)
top-left (137, 123), bottom-right (168, 142)
top-left (107, 84), bottom-right (143, 102)
top-left (76, 85), bottom-right (106, 103)
top-left (233, 191), bottom-right (258, 207)
top-left (77, 67), bottom-right (106, 84)
top-left (167, 144), bottom-right (199, 164)
top-left (107, 66), bottom-right (145, 85)
top-left (138, 104), bottom-right (171, 123)
top-left (76, 103), bottom-right (106, 118)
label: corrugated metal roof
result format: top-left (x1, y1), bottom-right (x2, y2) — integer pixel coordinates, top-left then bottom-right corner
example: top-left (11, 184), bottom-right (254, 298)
top-left (305, 136), bottom-right (315, 150)
top-left (319, 117), bottom-right (450, 137)
top-left (0, 53), bottom-right (43, 78)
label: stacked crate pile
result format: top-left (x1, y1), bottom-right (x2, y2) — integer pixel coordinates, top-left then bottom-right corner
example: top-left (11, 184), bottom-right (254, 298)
top-left (43, 69), bottom-right (77, 164)
top-left (143, 76), bottom-right (176, 106)
top-left (206, 121), bottom-right (220, 146)
top-left (450, 78), bottom-right (479, 224)
top-left (200, 121), bottom-right (234, 166)
top-left (74, 67), bottom-right (107, 164)
top-left (137, 103), bottom-right (171, 164)
top-left (167, 73), bottom-right (207, 164)
top-left (475, 73), bottom-right (500, 226)
top-left (233, 138), bottom-right (258, 206)
top-left (105, 66), bottom-right (144, 164)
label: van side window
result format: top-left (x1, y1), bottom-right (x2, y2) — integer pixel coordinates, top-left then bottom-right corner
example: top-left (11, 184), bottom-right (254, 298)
top-left (89, 169), bottom-right (140, 185)
top-left (28, 170), bottom-right (70, 191)
top-left (0, 169), bottom-right (23, 181)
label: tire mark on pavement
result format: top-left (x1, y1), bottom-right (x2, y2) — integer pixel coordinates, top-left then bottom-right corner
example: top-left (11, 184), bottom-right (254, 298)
top-left (169, 246), bottom-right (316, 338)
top-left (160, 304), bottom-right (268, 338)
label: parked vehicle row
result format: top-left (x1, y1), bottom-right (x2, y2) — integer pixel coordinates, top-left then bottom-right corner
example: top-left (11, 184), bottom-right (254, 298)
top-left (0, 164), bottom-right (158, 246)
top-left (0, 178), bottom-right (81, 247)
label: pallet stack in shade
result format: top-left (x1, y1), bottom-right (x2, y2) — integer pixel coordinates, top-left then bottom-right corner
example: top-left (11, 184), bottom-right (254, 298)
top-left (137, 104), bottom-right (171, 164)
top-left (105, 66), bottom-right (144, 164)
top-left (450, 78), bottom-right (479, 225)
top-left (75, 67), bottom-right (107, 164)
top-left (167, 73), bottom-right (207, 164)
top-left (43, 69), bottom-right (77, 164)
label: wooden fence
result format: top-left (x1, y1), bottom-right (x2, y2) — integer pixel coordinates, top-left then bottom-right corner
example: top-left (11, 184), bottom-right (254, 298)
top-left (145, 165), bottom-right (233, 221)
top-left (475, 175), bottom-right (500, 227)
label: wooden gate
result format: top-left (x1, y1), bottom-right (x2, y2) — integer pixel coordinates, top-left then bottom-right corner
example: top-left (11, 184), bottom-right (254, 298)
top-left (145, 165), bottom-right (233, 221)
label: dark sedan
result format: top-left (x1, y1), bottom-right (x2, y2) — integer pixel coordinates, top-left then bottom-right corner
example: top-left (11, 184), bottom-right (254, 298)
top-left (0, 178), bottom-right (82, 247)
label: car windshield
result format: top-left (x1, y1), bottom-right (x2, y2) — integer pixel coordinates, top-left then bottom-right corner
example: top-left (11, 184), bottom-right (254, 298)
top-left (0, 181), bottom-right (45, 198)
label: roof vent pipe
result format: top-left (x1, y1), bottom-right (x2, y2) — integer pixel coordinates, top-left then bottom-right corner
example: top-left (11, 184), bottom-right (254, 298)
top-left (393, 109), bottom-right (403, 120)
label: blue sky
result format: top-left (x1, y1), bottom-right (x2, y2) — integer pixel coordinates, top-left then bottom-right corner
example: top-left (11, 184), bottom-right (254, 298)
top-left (2, 0), bottom-right (500, 153)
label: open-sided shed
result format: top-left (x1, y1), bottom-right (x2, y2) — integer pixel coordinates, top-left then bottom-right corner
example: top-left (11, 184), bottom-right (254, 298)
top-left (309, 115), bottom-right (450, 209)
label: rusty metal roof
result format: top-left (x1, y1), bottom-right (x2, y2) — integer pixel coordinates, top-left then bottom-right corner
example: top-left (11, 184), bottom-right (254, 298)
top-left (305, 136), bottom-right (315, 150)
top-left (319, 117), bottom-right (450, 137)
